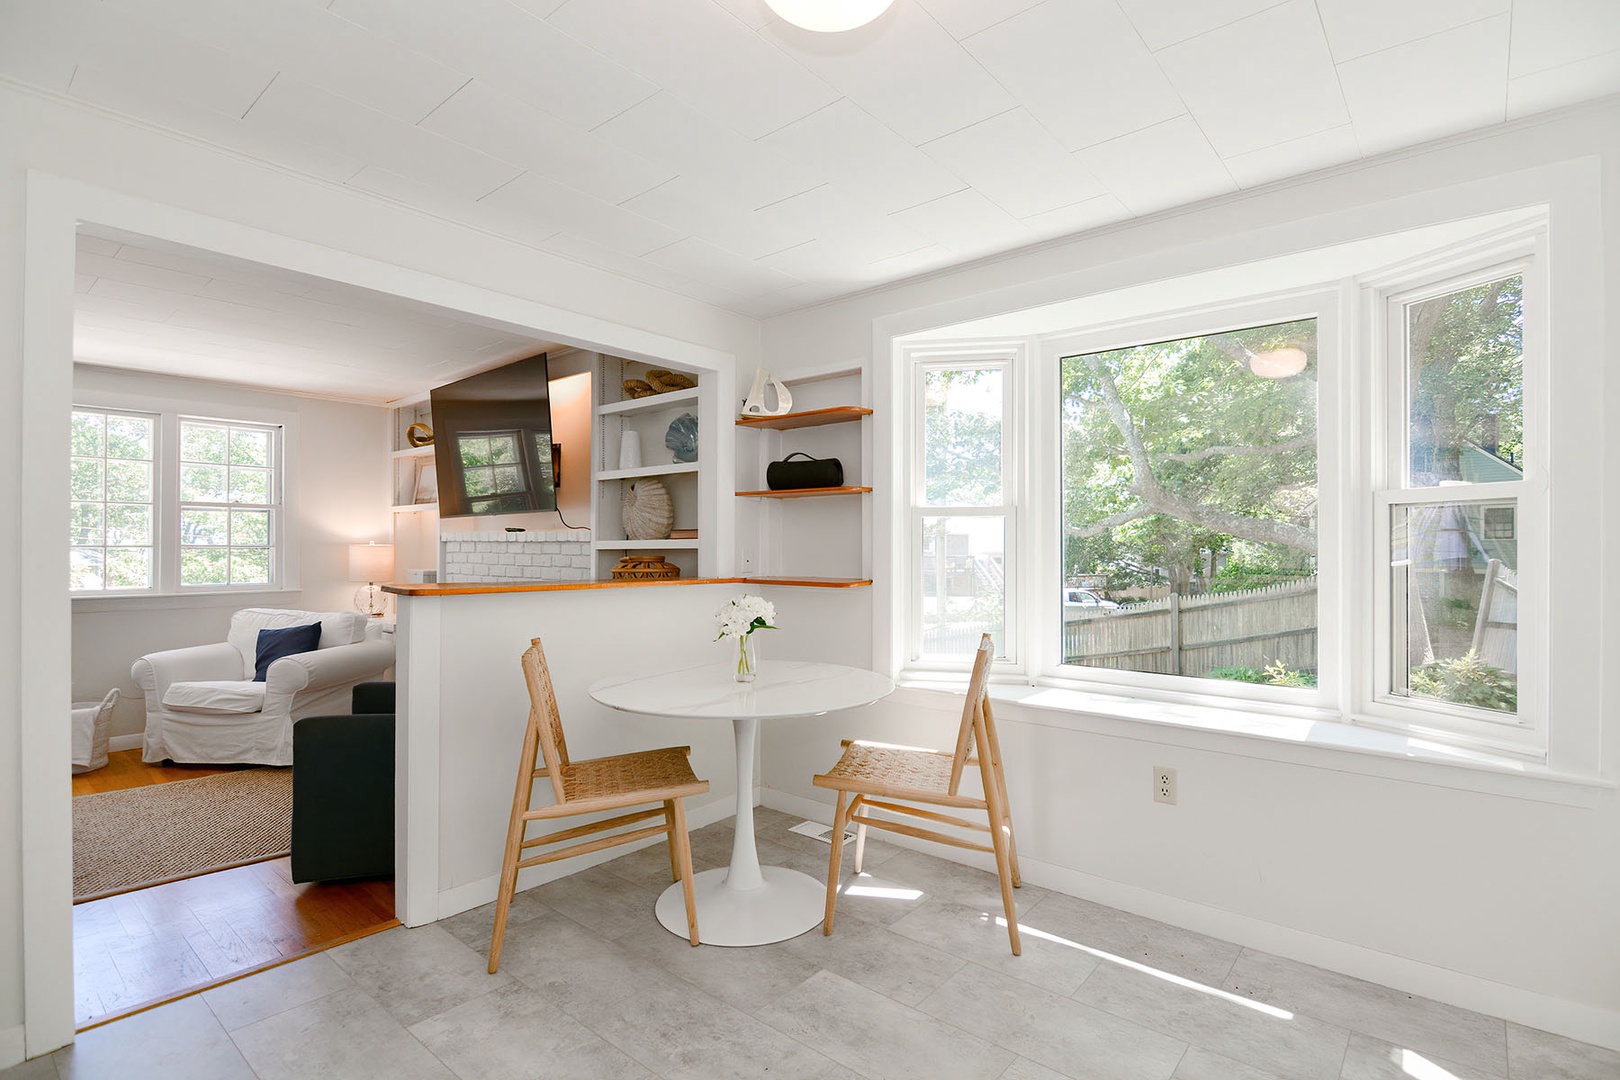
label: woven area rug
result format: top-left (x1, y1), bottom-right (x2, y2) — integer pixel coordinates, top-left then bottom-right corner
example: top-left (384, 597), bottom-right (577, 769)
top-left (73, 768), bottom-right (293, 902)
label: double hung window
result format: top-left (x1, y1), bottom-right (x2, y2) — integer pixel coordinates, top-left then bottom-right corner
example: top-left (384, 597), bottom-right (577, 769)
top-left (1372, 260), bottom-right (1541, 750)
top-left (71, 408), bottom-right (285, 595)
top-left (906, 352), bottom-right (1017, 666)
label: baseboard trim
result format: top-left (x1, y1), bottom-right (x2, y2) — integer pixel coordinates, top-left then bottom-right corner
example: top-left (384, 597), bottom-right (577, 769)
top-left (0, 1023), bottom-right (25, 1070)
top-left (432, 789), bottom-right (750, 923)
top-left (757, 788), bottom-right (1620, 1052)
top-left (107, 734), bottom-right (142, 753)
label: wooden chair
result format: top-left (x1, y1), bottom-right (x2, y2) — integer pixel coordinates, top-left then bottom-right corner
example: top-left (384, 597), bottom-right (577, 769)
top-left (814, 633), bottom-right (1023, 954)
top-left (488, 638), bottom-right (709, 971)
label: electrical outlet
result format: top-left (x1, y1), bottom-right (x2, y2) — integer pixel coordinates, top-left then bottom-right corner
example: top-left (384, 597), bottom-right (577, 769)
top-left (1153, 766), bottom-right (1178, 805)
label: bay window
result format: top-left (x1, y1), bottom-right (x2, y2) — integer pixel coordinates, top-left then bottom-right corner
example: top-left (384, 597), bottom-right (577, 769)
top-left (897, 227), bottom-right (1549, 762)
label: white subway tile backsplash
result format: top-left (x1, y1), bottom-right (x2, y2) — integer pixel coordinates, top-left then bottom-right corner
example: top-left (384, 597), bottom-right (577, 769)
top-left (438, 529), bottom-right (595, 583)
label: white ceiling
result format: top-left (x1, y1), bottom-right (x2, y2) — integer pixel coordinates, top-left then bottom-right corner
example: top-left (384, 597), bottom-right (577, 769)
top-left (6, 0), bottom-right (1617, 324)
top-left (74, 226), bottom-right (561, 402)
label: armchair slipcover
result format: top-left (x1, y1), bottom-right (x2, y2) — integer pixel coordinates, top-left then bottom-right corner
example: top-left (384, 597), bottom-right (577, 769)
top-left (132, 608), bottom-right (394, 766)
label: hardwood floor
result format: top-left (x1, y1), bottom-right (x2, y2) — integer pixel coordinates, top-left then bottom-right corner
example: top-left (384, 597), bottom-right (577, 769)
top-left (73, 750), bottom-right (398, 1030)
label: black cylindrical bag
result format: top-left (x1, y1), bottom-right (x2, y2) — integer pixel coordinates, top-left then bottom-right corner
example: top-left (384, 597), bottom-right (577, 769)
top-left (766, 451), bottom-right (843, 490)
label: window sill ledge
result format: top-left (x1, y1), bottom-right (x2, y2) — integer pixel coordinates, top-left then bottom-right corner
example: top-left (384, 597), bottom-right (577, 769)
top-left (71, 588), bottom-right (302, 613)
top-left (892, 678), bottom-right (1611, 807)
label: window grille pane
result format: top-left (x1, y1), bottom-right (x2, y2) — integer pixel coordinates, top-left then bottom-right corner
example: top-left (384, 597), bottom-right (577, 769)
top-left (1406, 274), bottom-right (1523, 486)
top-left (229, 427), bottom-right (271, 466)
top-left (71, 412), bottom-right (105, 457)
top-left (1390, 500), bottom-right (1517, 716)
top-left (232, 510), bottom-right (270, 546)
top-left (105, 548), bottom-right (152, 589)
top-left (181, 464), bottom-right (230, 503)
top-left (919, 515), bottom-right (1005, 659)
top-left (922, 367), bottom-right (1002, 507)
top-left (229, 467), bottom-right (270, 504)
top-left (181, 422), bottom-right (230, 464)
top-left (106, 504), bottom-right (151, 546)
top-left (71, 459), bottom-right (103, 502)
top-left (231, 548), bottom-right (271, 585)
top-left (1060, 319), bottom-right (1318, 686)
top-left (71, 549), bottom-right (105, 592)
top-left (71, 503), bottom-right (103, 546)
top-left (181, 548), bottom-right (230, 586)
top-left (105, 460), bottom-right (152, 503)
top-left (181, 509), bottom-right (230, 546)
top-left (105, 416), bottom-right (152, 460)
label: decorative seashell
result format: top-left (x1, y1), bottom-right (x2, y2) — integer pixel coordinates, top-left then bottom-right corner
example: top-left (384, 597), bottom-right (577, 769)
top-left (664, 413), bottom-right (698, 463)
top-left (622, 478), bottom-right (674, 541)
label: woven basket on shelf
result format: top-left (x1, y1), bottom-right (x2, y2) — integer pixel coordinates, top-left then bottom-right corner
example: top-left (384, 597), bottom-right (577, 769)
top-left (610, 556), bottom-right (680, 580)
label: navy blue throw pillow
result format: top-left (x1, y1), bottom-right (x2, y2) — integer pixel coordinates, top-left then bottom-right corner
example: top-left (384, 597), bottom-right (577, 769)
top-left (254, 622), bottom-right (322, 682)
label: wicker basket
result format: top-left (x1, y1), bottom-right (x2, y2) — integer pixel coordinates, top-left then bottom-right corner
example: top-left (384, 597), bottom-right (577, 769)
top-left (610, 556), bottom-right (680, 581)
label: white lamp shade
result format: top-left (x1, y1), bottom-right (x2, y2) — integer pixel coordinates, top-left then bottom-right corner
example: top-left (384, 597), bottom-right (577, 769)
top-left (1248, 347), bottom-right (1309, 379)
top-left (765, 0), bottom-right (895, 32)
top-left (348, 542), bottom-right (395, 582)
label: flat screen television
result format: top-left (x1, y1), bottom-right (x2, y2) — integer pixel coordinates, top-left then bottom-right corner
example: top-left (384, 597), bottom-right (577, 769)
top-left (430, 353), bottom-right (557, 518)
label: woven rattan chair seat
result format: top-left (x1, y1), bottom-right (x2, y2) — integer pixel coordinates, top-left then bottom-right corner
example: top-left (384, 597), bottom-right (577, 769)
top-left (561, 747), bottom-right (706, 804)
top-left (815, 740), bottom-right (954, 797)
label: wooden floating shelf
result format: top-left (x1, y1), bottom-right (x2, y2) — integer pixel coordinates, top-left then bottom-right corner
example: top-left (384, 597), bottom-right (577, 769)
top-left (735, 486), bottom-right (873, 499)
top-left (742, 576), bottom-right (873, 588)
top-left (735, 406), bottom-right (871, 430)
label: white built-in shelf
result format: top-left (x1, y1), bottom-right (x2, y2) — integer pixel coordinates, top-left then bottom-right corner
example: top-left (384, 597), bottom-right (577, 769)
top-left (596, 388), bottom-right (699, 417)
top-left (592, 538), bottom-right (700, 551)
top-left (391, 445), bottom-right (435, 460)
top-left (596, 462), bottom-right (700, 482)
top-left (391, 503), bottom-right (437, 514)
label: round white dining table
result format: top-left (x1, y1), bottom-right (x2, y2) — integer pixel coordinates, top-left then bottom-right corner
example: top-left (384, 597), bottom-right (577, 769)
top-left (589, 660), bottom-right (895, 946)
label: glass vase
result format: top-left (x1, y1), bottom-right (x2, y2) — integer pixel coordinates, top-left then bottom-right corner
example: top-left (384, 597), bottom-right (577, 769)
top-left (734, 633), bottom-right (758, 683)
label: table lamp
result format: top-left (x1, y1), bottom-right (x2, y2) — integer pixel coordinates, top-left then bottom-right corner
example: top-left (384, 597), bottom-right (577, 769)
top-left (349, 542), bottom-right (395, 618)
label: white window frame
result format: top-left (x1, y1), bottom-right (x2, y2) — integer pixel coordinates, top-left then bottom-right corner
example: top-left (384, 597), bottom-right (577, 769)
top-left (901, 343), bottom-right (1024, 674)
top-left (1030, 291), bottom-right (1340, 705)
top-left (69, 406), bottom-right (160, 595)
top-left (893, 229), bottom-right (1554, 764)
top-left (1362, 240), bottom-right (1548, 759)
top-left (173, 415), bottom-right (286, 591)
top-left (70, 396), bottom-right (294, 599)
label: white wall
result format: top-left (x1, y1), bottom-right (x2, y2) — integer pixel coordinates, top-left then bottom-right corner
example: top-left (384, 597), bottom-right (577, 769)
top-left (0, 79), bottom-right (758, 1062)
top-left (394, 584), bottom-right (760, 924)
top-left (755, 101), bottom-right (1620, 1048)
top-left (69, 366), bottom-right (390, 740)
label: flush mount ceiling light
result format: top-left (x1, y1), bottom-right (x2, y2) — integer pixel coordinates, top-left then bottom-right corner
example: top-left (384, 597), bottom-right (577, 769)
top-left (765, 0), bottom-right (896, 32)
top-left (1247, 347), bottom-right (1309, 379)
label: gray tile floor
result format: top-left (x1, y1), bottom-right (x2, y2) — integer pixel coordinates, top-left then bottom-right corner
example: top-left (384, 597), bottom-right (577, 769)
top-left (8, 808), bottom-right (1617, 1080)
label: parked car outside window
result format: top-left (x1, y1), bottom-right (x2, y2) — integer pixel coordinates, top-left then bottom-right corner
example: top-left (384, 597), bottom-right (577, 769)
top-left (1063, 588), bottom-right (1119, 612)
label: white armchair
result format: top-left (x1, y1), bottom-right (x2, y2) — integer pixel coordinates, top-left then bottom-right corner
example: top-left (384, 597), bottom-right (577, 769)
top-left (132, 608), bottom-right (395, 766)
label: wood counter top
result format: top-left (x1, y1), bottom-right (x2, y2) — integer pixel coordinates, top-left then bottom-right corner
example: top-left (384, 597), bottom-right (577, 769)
top-left (383, 576), bottom-right (872, 597)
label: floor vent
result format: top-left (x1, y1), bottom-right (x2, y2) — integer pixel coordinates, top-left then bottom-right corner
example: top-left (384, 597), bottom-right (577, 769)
top-left (788, 820), bottom-right (857, 844)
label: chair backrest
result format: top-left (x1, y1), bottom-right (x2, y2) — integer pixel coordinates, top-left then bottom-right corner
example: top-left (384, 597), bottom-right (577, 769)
top-left (948, 634), bottom-right (996, 795)
top-left (227, 608), bottom-right (370, 677)
top-left (520, 637), bottom-right (572, 804)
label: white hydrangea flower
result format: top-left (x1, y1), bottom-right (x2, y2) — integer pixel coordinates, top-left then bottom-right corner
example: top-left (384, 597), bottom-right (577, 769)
top-left (715, 594), bottom-right (777, 640)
